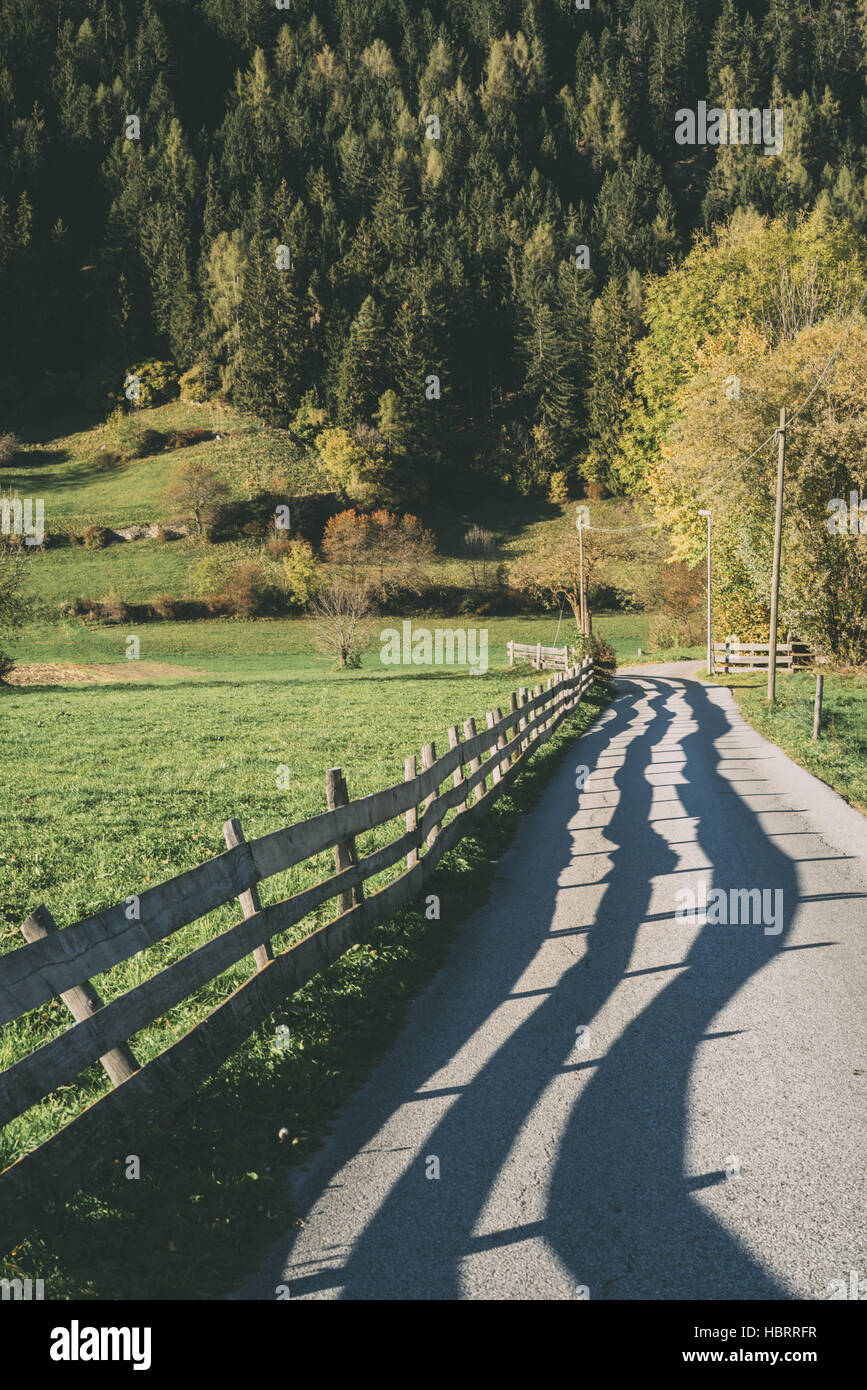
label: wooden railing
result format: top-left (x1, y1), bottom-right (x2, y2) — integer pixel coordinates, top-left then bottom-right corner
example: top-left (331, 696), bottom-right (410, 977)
top-left (508, 640), bottom-right (573, 671)
top-left (0, 658), bottom-right (597, 1253)
top-left (711, 637), bottom-right (814, 673)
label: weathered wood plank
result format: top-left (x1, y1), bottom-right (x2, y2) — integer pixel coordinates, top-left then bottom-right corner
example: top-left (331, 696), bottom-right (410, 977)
top-left (19, 906), bottom-right (139, 1089)
top-left (485, 712), bottom-right (502, 783)
top-left (420, 743), bottom-right (438, 850)
top-left (404, 754), bottom-right (418, 870)
top-left (463, 716), bottom-right (481, 805)
top-left (494, 708), bottom-right (508, 778)
top-left (0, 843), bottom-right (256, 1027)
top-left (222, 818), bottom-right (273, 970)
top-left (326, 768), bottom-right (363, 914)
top-left (448, 725), bottom-right (465, 814)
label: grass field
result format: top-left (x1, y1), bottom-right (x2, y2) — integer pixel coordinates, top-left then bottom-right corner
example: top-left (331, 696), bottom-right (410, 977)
top-left (8, 609), bottom-right (699, 671)
top-left (4, 401), bottom-right (320, 534)
top-left (0, 633), bottom-right (609, 1299)
top-left (706, 670), bottom-right (867, 813)
top-left (0, 399), bottom-right (697, 1297)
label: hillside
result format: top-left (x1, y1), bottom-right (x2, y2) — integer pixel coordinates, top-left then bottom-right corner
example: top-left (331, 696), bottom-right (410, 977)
top-left (3, 0), bottom-right (867, 500)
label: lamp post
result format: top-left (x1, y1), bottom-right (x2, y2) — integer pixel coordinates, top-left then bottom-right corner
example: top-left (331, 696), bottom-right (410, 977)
top-left (576, 506), bottom-right (589, 638)
top-left (698, 510), bottom-right (711, 675)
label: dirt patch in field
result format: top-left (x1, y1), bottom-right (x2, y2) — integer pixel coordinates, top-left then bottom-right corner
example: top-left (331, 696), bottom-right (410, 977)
top-left (3, 661), bottom-right (207, 686)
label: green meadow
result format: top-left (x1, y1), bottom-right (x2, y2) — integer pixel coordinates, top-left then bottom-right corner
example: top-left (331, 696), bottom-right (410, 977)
top-left (0, 632), bottom-right (608, 1298)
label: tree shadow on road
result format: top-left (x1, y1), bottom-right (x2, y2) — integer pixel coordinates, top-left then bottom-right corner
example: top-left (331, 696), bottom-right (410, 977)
top-left (261, 676), bottom-right (804, 1300)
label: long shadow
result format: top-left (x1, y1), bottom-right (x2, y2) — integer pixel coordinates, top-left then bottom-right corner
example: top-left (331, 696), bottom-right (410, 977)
top-left (543, 677), bottom-right (798, 1298)
top-left (249, 675), bottom-right (821, 1299)
top-left (274, 680), bottom-right (675, 1298)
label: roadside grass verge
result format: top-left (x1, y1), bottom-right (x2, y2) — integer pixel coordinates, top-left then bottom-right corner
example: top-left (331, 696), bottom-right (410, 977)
top-left (0, 656), bottom-right (609, 1298)
top-left (706, 670), bottom-right (867, 812)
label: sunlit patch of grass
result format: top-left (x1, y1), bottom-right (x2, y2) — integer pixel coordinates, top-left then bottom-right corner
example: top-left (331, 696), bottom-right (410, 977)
top-left (706, 670), bottom-right (867, 811)
top-left (0, 651), bottom-right (608, 1298)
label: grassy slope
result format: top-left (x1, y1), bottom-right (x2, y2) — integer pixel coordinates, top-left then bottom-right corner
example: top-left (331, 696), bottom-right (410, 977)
top-left (0, 645), bottom-right (608, 1298)
top-left (706, 671), bottom-right (867, 812)
top-left (4, 402), bottom-right (321, 533)
top-left (5, 402), bottom-right (702, 663)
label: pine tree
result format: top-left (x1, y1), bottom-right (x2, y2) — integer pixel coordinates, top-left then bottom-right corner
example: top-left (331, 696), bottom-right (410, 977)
top-left (337, 295), bottom-right (386, 426)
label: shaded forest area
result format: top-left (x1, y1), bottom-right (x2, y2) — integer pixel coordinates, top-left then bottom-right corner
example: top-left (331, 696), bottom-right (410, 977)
top-left (2, 0), bottom-right (867, 503)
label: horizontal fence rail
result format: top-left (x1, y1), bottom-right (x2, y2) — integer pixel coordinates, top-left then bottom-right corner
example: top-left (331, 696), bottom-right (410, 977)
top-left (507, 640), bottom-right (573, 671)
top-left (711, 637), bottom-right (814, 673)
top-left (0, 658), bottom-right (598, 1253)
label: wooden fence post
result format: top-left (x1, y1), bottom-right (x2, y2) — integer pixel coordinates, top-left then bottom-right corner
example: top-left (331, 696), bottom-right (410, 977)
top-left (532, 686), bottom-right (542, 740)
top-left (812, 673), bottom-right (824, 740)
top-left (518, 688), bottom-right (528, 752)
top-left (448, 724), bottom-right (466, 812)
top-left (485, 712), bottom-right (502, 783)
top-left (508, 641), bottom-right (514, 668)
top-left (463, 716), bottom-right (482, 801)
top-left (562, 668), bottom-right (572, 711)
top-left (19, 905), bottom-right (139, 1087)
top-left (421, 742), bottom-right (438, 848)
top-left (508, 692), bottom-right (519, 762)
top-left (222, 818), bottom-right (274, 970)
top-left (535, 641), bottom-right (542, 669)
top-left (325, 767), bottom-right (363, 913)
top-left (494, 708), bottom-right (508, 776)
top-left (405, 754), bottom-right (419, 868)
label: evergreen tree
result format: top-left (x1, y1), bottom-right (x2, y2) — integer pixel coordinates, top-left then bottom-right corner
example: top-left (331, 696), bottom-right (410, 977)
top-left (337, 294), bottom-right (386, 426)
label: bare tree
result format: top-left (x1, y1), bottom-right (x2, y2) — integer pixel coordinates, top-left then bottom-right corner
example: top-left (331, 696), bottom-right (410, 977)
top-left (164, 459), bottom-right (230, 537)
top-left (464, 524), bottom-right (497, 591)
top-left (307, 579), bottom-right (374, 668)
top-left (509, 524), bottom-right (630, 633)
top-left (762, 262), bottom-right (859, 346)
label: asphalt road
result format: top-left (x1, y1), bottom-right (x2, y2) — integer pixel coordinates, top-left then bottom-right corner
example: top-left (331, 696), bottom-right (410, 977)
top-left (232, 663), bottom-right (867, 1301)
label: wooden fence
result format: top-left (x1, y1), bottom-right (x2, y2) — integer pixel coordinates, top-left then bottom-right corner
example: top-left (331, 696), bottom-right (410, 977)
top-left (711, 636), bottom-right (814, 673)
top-left (508, 640), bottom-right (574, 671)
top-left (0, 658), bottom-right (597, 1254)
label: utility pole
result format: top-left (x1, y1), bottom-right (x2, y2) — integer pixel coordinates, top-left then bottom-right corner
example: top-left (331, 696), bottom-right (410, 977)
top-left (812, 672), bottom-right (824, 739)
top-left (577, 514), bottom-right (588, 638)
top-left (699, 509), bottom-right (711, 675)
top-left (767, 406), bottom-right (786, 704)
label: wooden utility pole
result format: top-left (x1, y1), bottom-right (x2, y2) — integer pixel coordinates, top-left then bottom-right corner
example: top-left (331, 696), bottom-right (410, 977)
top-left (699, 510), bottom-right (711, 674)
top-left (812, 673), bottom-right (824, 740)
top-left (767, 407), bottom-right (786, 703)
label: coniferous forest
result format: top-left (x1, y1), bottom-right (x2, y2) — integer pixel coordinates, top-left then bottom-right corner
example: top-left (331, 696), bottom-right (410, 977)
top-left (4, 0), bottom-right (867, 504)
top-left (3, 2), bottom-right (867, 1318)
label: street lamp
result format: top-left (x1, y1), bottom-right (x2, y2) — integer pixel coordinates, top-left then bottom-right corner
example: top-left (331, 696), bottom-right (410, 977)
top-left (698, 510), bottom-right (711, 675)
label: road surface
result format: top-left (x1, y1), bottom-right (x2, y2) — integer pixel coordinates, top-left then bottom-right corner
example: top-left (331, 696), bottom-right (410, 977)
top-left (232, 663), bottom-right (867, 1300)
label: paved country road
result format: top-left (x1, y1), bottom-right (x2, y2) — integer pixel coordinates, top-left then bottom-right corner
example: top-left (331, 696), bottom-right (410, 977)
top-left (232, 663), bottom-right (867, 1301)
